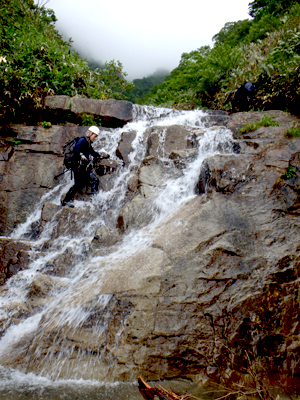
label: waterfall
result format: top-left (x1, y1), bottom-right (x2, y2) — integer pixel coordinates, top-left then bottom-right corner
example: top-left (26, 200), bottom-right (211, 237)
top-left (0, 105), bottom-right (233, 397)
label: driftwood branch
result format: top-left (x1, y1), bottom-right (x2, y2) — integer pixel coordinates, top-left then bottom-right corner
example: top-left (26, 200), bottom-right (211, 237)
top-left (138, 377), bottom-right (186, 400)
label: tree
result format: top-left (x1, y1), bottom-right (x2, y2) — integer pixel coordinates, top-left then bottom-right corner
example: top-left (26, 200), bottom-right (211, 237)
top-left (212, 20), bottom-right (253, 46)
top-left (248, 0), bottom-right (298, 19)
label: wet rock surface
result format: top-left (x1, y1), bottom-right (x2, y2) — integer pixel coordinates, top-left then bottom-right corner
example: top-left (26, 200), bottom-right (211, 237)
top-left (0, 238), bottom-right (31, 284)
top-left (1, 110), bottom-right (300, 393)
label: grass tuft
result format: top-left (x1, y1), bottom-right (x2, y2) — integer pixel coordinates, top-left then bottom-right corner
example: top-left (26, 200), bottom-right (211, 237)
top-left (239, 114), bottom-right (279, 134)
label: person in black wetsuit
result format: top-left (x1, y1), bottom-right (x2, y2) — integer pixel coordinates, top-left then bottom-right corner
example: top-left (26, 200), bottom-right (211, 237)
top-left (224, 81), bottom-right (255, 113)
top-left (61, 126), bottom-right (108, 207)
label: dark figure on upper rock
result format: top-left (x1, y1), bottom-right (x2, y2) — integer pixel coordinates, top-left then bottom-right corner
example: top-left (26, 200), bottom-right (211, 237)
top-left (61, 126), bottom-right (109, 207)
top-left (224, 81), bottom-right (255, 114)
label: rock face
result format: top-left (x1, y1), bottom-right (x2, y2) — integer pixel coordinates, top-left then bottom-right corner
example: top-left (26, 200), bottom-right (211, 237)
top-left (45, 96), bottom-right (133, 127)
top-left (1, 110), bottom-right (300, 393)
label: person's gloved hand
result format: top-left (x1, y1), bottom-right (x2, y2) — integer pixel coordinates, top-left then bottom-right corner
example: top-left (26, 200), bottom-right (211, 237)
top-left (94, 152), bottom-right (110, 161)
top-left (80, 154), bottom-right (88, 161)
top-left (99, 151), bottom-right (110, 159)
top-left (93, 152), bottom-right (100, 162)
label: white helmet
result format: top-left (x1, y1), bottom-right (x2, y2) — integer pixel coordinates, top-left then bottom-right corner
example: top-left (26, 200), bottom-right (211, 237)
top-left (88, 126), bottom-right (100, 136)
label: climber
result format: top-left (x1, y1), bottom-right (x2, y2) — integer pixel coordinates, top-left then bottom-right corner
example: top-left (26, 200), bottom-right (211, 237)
top-left (224, 81), bottom-right (255, 114)
top-left (61, 126), bottom-right (109, 207)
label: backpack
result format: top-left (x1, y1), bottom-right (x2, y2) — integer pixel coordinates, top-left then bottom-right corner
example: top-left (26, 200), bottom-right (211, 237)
top-left (62, 137), bottom-right (80, 169)
top-left (243, 81), bottom-right (255, 94)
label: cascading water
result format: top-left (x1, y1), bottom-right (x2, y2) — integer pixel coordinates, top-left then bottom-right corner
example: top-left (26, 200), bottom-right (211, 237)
top-left (0, 105), bottom-right (233, 399)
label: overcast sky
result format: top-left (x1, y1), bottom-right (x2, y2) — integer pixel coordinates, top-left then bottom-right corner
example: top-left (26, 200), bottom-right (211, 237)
top-left (45, 0), bottom-right (252, 81)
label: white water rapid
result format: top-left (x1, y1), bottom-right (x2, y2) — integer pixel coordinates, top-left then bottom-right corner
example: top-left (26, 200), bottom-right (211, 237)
top-left (0, 105), bottom-right (233, 399)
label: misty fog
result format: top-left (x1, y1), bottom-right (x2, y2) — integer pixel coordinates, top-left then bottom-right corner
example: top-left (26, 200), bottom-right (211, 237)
top-left (44, 0), bottom-right (251, 81)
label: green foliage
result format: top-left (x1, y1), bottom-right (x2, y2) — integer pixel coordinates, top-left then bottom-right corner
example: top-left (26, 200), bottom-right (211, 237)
top-left (10, 139), bottom-right (21, 145)
top-left (0, 0), bottom-right (133, 123)
top-left (246, 13), bottom-right (283, 41)
top-left (142, 44), bottom-right (242, 109)
top-left (212, 20), bottom-right (253, 47)
top-left (284, 165), bottom-right (296, 179)
top-left (239, 114), bottom-right (279, 133)
top-left (249, 0), bottom-right (298, 20)
top-left (267, 27), bottom-right (300, 65)
top-left (285, 126), bottom-right (300, 138)
top-left (261, 114), bottom-right (280, 126)
top-left (239, 122), bottom-right (260, 134)
top-left (80, 113), bottom-right (102, 126)
top-left (88, 60), bottom-right (134, 100)
top-left (41, 121), bottom-right (52, 128)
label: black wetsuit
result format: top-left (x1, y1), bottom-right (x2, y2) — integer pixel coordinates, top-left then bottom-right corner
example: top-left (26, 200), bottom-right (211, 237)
top-left (63, 137), bottom-right (100, 204)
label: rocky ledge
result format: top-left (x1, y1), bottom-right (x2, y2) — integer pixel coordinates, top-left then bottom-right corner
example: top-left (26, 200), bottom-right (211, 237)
top-left (45, 95), bottom-right (133, 127)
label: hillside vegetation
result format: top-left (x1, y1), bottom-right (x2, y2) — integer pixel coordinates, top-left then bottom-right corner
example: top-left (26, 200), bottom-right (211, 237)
top-left (0, 0), bottom-right (133, 123)
top-left (140, 0), bottom-right (300, 115)
top-left (125, 69), bottom-right (169, 103)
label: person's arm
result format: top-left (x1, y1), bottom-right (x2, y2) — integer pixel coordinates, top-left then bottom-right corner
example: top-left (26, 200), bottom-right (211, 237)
top-left (74, 137), bottom-right (90, 160)
top-left (91, 146), bottom-right (110, 161)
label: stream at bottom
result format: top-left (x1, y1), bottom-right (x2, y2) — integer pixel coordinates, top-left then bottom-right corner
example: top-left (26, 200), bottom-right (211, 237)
top-left (0, 367), bottom-right (217, 400)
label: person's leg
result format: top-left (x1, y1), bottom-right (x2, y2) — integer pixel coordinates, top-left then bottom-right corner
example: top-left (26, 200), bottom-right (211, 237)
top-left (231, 98), bottom-right (237, 113)
top-left (89, 171), bottom-right (99, 195)
top-left (62, 184), bottom-right (77, 205)
top-left (62, 170), bottom-right (85, 205)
